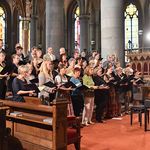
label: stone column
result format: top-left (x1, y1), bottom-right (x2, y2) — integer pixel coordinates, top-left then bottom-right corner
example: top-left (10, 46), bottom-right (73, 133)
top-left (95, 7), bottom-right (101, 52)
top-left (46, 0), bottom-right (64, 57)
top-left (80, 15), bottom-right (89, 52)
top-left (101, 0), bottom-right (124, 66)
top-left (30, 0), bottom-right (37, 49)
top-left (30, 15), bottom-right (37, 48)
top-left (89, 12), bottom-right (96, 51)
top-left (22, 18), bottom-right (30, 56)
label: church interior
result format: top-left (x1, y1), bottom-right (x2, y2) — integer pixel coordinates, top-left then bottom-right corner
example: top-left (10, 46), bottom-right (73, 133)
top-left (0, 0), bottom-right (150, 150)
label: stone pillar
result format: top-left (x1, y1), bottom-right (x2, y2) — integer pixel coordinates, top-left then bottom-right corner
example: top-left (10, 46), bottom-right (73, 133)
top-left (101, 0), bottom-right (124, 66)
top-left (80, 15), bottom-right (89, 52)
top-left (89, 22), bottom-right (96, 50)
top-left (30, 15), bottom-right (37, 48)
top-left (22, 18), bottom-right (30, 56)
top-left (46, 0), bottom-right (64, 57)
top-left (89, 12), bottom-right (96, 51)
top-left (95, 7), bottom-right (101, 52)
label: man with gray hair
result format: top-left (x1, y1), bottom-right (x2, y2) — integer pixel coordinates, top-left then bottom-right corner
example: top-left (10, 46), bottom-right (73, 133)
top-left (59, 47), bottom-right (66, 55)
top-left (47, 47), bottom-right (56, 61)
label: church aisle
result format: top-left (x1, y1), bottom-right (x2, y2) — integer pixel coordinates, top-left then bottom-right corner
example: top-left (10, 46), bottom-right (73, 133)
top-left (68, 115), bottom-right (150, 150)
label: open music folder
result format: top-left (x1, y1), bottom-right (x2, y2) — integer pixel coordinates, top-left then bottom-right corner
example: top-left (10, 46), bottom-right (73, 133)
top-left (0, 64), bottom-right (12, 75)
top-left (30, 78), bottom-right (39, 84)
top-left (44, 81), bottom-right (57, 88)
top-left (25, 83), bottom-right (40, 93)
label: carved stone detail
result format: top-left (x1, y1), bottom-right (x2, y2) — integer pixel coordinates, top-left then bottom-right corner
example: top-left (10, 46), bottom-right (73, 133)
top-left (127, 51), bottom-right (150, 78)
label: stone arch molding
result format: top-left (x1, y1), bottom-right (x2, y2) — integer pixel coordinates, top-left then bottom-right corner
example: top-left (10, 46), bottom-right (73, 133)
top-left (12, 0), bottom-right (26, 17)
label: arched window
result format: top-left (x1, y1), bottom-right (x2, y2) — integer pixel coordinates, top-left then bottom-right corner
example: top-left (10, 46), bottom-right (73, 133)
top-left (125, 3), bottom-right (139, 50)
top-left (19, 16), bottom-right (23, 45)
top-left (0, 6), bottom-right (6, 47)
top-left (74, 6), bottom-right (80, 50)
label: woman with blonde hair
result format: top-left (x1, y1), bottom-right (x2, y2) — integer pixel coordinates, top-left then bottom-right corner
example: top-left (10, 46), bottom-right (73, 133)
top-left (31, 48), bottom-right (43, 77)
top-left (12, 65), bottom-right (35, 102)
top-left (25, 63), bottom-right (35, 83)
top-left (38, 55), bottom-right (56, 104)
top-left (66, 58), bottom-right (76, 77)
top-left (82, 65), bottom-right (98, 126)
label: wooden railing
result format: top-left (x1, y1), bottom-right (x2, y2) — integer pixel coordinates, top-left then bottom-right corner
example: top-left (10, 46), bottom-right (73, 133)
top-left (126, 51), bottom-right (150, 79)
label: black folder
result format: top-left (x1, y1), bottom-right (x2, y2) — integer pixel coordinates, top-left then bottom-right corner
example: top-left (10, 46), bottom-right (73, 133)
top-left (30, 78), bottom-right (39, 84)
top-left (119, 75), bottom-right (134, 84)
top-left (119, 77), bottom-right (128, 84)
top-left (62, 81), bottom-right (77, 88)
top-left (76, 85), bottom-right (89, 91)
top-left (135, 79), bottom-right (145, 84)
top-left (107, 81), bottom-right (117, 86)
top-left (44, 81), bottom-right (57, 88)
top-left (25, 83), bottom-right (40, 93)
top-left (0, 65), bottom-right (12, 75)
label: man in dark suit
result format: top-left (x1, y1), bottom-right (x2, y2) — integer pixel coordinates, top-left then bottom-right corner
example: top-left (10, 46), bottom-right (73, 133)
top-left (93, 67), bottom-right (110, 123)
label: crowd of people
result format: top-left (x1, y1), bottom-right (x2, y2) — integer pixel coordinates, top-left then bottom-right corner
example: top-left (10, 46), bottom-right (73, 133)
top-left (0, 39), bottom-right (145, 126)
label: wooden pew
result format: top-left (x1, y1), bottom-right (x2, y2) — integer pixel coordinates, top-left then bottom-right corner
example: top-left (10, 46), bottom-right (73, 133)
top-left (0, 105), bottom-right (9, 150)
top-left (0, 98), bottom-right (81, 150)
top-left (24, 96), bottom-right (81, 150)
top-left (0, 99), bottom-right (68, 150)
top-left (24, 96), bottom-right (42, 105)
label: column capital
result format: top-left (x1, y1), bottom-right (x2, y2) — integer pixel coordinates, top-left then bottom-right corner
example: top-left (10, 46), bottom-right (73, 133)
top-left (21, 18), bottom-right (30, 30)
top-left (21, 17), bottom-right (31, 22)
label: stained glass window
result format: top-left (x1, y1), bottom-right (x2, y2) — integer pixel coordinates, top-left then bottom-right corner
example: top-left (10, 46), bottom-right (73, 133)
top-left (125, 3), bottom-right (139, 50)
top-left (74, 6), bottom-right (80, 50)
top-left (19, 16), bottom-right (23, 46)
top-left (0, 6), bottom-right (6, 47)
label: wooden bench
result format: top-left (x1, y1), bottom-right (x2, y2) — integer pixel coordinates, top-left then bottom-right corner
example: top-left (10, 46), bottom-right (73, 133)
top-left (0, 98), bottom-right (81, 150)
top-left (24, 96), bottom-right (42, 105)
top-left (0, 106), bottom-right (10, 150)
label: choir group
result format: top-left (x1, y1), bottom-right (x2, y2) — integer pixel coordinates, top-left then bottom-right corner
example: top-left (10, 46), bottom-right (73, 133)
top-left (0, 39), bottom-right (145, 126)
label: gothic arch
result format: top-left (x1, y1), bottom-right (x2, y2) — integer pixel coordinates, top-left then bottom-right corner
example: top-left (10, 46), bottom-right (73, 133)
top-left (67, 0), bottom-right (78, 56)
top-left (137, 62), bottom-right (142, 72)
top-left (13, 0), bottom-right (26, 17)
top-left (143, 62), bottom-right (148, 75)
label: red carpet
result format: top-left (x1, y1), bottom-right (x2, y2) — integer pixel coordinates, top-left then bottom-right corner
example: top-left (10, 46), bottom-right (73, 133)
top-left (68, 115), bottom-right (150, 150)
